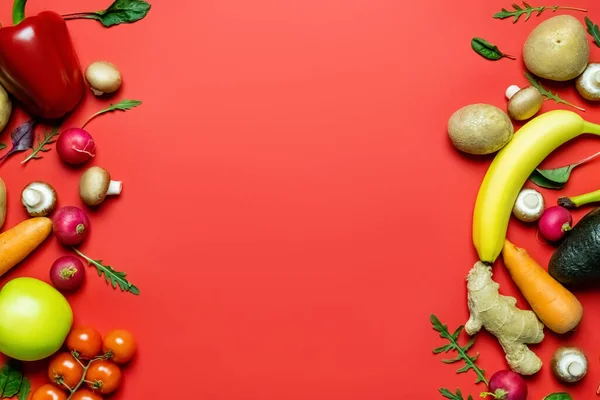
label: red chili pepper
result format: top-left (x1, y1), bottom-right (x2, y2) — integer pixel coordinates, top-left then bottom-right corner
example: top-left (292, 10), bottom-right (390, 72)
top-left (0, 5), bottom-right (85, 121)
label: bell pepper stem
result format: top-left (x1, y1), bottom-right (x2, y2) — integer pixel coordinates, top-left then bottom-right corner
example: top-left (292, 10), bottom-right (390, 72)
top-left (12, 0), bottom-right (27, 25)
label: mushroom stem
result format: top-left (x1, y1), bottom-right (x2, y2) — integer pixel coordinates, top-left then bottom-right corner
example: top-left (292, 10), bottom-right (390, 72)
top-left (90, 88), bottom-right (105, 96)
top-left (505, 85), bottom-right (521, 100)
top-left (22, 188), bottom-right (42, 207)
top-left (567, 361), bottom-right (585, 377)
top-left (594, 70), bottom-right (600, 86)
top-left (107, 181), bottom-right (122, 196)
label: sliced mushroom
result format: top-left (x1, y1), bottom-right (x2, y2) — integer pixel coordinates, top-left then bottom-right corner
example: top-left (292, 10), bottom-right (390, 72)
top-left (85, 61), bottom-right (122, 96)
top-left (79, 166), bottom-right (122, 206)
top-left (576, 63), bottom-right (600, 101)
top-left (505, 85), bottom-right (544, 121)
top-left (551, 346), bottom-right (588, 383)
top-left (21, 181), bottom-right (57, 217)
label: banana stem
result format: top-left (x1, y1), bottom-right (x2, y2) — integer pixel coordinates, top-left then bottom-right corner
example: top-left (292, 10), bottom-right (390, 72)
top-left (558, 189), bottom-right (600, 209)
top-left (583, 121), bottom-right (600, 136)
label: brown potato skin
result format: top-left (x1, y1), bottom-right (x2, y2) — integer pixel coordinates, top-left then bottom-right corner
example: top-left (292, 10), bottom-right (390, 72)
top-left (0, 84), bottom-right (11, 133)
top-left (0, 178), bottom-right (6, 230)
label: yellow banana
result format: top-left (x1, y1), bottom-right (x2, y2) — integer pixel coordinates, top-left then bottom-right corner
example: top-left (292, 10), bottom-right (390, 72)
top-left (473, 109), bottom-right (600, 263)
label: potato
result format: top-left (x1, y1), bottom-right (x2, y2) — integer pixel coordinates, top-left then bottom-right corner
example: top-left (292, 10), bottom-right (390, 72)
top-left (447, 104), bottom-right (514, 155)
top-left (0, 178), bottom-right (6, 230)
top-left (0, 84), bottom-right (10, 133)
top-left (523, 15), bottom-right (589, 82)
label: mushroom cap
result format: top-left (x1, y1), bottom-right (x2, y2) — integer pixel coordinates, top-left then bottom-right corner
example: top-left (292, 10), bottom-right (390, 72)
top-left (507, 86), bottom-right (543, 120)
top-left (576, 63), bottom-right (600, 101)
top-left (513, 188), bottom-right (545, 222)
top-left (21, 181), bottom-right (57, 217)
top-left (551, 346), bottom-right (587, 383)
top-left (85, 61), bottom-right (122, 94)
top-left (79, 166), bottom-right (111, 206)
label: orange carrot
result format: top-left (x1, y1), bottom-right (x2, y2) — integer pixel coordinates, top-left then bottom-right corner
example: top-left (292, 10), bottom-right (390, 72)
top-left (502, 239), bottom-right (583, 334)
top-left (0, 217), bottom-right (53, 276)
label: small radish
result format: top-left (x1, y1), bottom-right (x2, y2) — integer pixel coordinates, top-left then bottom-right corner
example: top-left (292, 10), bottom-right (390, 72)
top-left (482, 370), bottom-right (528, 400)
top-left (50, 255), bottom-right (85, 292)
top-left (56, 128), bottom-right (96, 165)
top-left (539, 206), bottom-right (573, 242)
top-left (52, 206), bottom-right (90, 246)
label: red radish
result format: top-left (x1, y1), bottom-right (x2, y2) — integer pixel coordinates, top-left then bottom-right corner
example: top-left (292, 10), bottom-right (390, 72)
top-left (56, 128), bottom-right (96, 165)
top-left (483, 370), bottom-right (528, 400)
top-left (50, 256), bottom-right (85, 291)
top-left (52, 206), bottom-right (90, 246)
top-left (539, 206), bottom-right (573, 242)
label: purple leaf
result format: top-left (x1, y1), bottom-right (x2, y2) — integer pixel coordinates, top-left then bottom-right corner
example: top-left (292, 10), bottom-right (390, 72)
top-left (0, 119), bottom-right (37, 163)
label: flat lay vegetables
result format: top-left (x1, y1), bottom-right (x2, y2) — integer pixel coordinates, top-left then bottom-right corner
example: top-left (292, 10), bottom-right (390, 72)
top-left (482, 370), bottom-right (528, 400)
top-left (52, 207), bottom-right (90, 247)
top-left (50, 256), bottom-right (86, 292)
top-left (538, 206), bottom-right (573, 242)
top-left (502, 240), bottom-right (582, 334)
top-left (56, 129), bottom-right (96, 166)
top-left (0, 217), bottom-right (53, 277)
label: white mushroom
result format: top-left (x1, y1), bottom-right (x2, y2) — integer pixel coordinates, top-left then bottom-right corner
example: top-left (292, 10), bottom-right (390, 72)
top-left (505, 85), bottom-right (544, 121)
top-left (84, 61), bottom-right (122, 96)
top-left (21, 182), bottom-right (57, 217)
top-left (551, 346), bottom-right (588, 383)
top-left (512, 188), bottom-right (545, 222)
top-left (576, 63), bottom-right (600, 101)
top-left (79, 166), bottom-right (122, 206)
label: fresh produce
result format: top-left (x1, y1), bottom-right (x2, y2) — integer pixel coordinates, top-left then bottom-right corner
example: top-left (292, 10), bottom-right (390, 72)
top-left (80, 99), bottom-right (143, 129)
top-left (575, 63), bottom-right (600, 101)
top-left (0, 277), bottom-right (72, 361)
top-left (529, 149), bottom-right (600, 190)
top-left (430, 314), bottom-right (488, 385)
top-left (61, 0), bottom-right (152, 27)
top-left (447, 104), bottom-right (514, 155)
top-left (56, 129), bottom-right (96, 165)
top-left (525, 71), bottom-right (585, 111)
top-left (502, 240), bottom-right (582, 334)
top-left (538, 206), bottom-right (573, 242)
top-left (493, 3), bottom-right (587, 23)
top-left (103, 329), bottom-right (137, 364)
top-left (439, 388), bottom-right (474, 400)
top-left (465, 262), bottom-right (544, 375)
top-left (22, 126), bottom-right (60, 164)
top-left (523, 15), bottom-right (590, 82)
top-left (48, 352), bottom-right (84, 389)
top-left (0, 217), bottom-right (53, 276)
top-left (73, 248), bottom-right (140, 295)
top-left (0, 84), bottom-right (12, 133)
top-left (471, 38), bottom-right (515, 61)
top-left (85, 61), bottom-right (122, 96)
top-left (481, 370), bottom-right (528, 400)
top-left (550, 346), bottom-right (587, 383)
top-left (50, 256), bottom-right (86, 292)
top-left (52, 206), bottom-right (90, 246)
top-left (543, 394), bottom-right (572, 400)
top-left (505, 85), bottom-right (543, 121)
top-left (0, 119), bottom-right (38, 164)
top-left (0, 177), bottom-right (6, 230)
top-left (32, 384), bottom-right (67, 400)
top-left (549, 207), bottom-right (600, 286)
top-left (66, 327), bottom-right (102, 360)
top-left (86, 360), bottom-right (122, 394)
top-left (559, 188), bottom-right (600, 209)
top-left (512, 188), bottom-right (544, 222)
top-left (585, 16), bottom-right (600, 48)
top-left (0, 3), bottom-right (85, 120)
top-left (0, 361), bottom-right (33, 399)
top-left (21, 181), bottom-right (57, 217)
top-left (472, 110), bottom-right (600, 264)
top-left (79, 166), bottom-right (122, 206)
top-left (70, 389), bottom-right (102, 400)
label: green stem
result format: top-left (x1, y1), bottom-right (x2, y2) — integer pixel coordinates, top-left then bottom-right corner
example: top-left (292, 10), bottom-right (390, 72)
top-left (66, 356), bottom-right (102, 400)
top-left (558, 189), bottom-right (600, 209)
top-left (12, 0), bottom-right (27, 25)
top-left (583, 121), bottom-right (600, 136)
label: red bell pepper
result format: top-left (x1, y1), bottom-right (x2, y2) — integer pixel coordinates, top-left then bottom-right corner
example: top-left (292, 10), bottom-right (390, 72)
top-left (0, 0), bottom-right (85, 120)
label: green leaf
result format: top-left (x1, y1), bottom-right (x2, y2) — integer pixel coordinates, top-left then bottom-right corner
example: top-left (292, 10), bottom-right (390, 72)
top-left (493, 3), bottom-right (587, 23)
top-left (439, 387), bottom-right (474, 400)
top-left (0, 143), bottom-right (6, 151)
top-left (471, 38), bottom-right (515, 60)
top-left (0, 365), bottom-right (9, 396)
top-left (3, 368), bottom-right (23, 397)
top-left (585, 16), bottom-right (600, 48)
top-left (525, 71), bottom-right (585, 111)
top-left (81, 99), bottom-right (143, 128)
top-left (62, 0), bottom-right (151, 27)
top-left (433, 344), bottom-right (454, 354)
top-left (18, 378), bottom-right (30, 400)
top-left (529, 170), bottom-right (566, 189)
top-left (543, 393), bottom-right (572, 400)
top-left (22, 126), bottom-right (60, 164)
top-left (73, 248), bottom-right (140, 295)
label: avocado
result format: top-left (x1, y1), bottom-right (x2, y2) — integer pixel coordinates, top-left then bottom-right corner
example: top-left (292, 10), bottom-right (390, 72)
top-left (549, 207), bottom-right (600, 286)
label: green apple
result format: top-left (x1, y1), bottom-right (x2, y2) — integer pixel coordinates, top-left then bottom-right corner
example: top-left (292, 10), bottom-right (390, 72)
top-left (0, 277), bottom-right (73, 361)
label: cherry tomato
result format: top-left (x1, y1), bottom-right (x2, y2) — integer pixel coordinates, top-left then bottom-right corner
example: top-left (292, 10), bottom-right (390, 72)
top-left (48, 352), bottom-right (84, 389)
top-left (31, 384), bottom-right (67, 400)
top-left (102, 329), bottom-right (136, 364)
top-left (71, 389), bottom-right (103, 400)
top-left (66, 326), bottom-right (102, 359)
top-left (86, 360), bottom-right (122, 394)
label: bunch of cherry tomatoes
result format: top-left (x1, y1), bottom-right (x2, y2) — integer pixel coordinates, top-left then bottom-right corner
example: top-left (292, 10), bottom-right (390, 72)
top-left (31, 326), bottom-right (136, 400)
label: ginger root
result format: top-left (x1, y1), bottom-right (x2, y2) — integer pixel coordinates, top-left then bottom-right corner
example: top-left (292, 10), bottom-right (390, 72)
top-left (465, 261), bottom-right (545, 375)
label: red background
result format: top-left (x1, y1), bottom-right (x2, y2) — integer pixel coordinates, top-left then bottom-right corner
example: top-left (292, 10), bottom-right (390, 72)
top-left (1, 0), bottom-right (600, 398)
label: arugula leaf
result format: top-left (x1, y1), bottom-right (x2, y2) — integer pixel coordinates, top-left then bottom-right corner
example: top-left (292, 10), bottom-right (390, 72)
top-left (62, 0), bottom-right (151, 27)
top-left (81, 99), bottom-right (143, 128)
top-left (493, 3), bottom-right (587, 23)
top-left (431, 314), bottom-right (488, 385)
top-left (525, 72), bottom-right (585, 111)
top-left (438, 388), bottom-right (474, 400)
top-left (73, 248), bottom-right (140, 295)
top-left (585, 16), bottom-right (600, 48)
top-left (0, 119), bottom-right (37, 163)
top-left (22, 126), bottom-right (61, 164)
